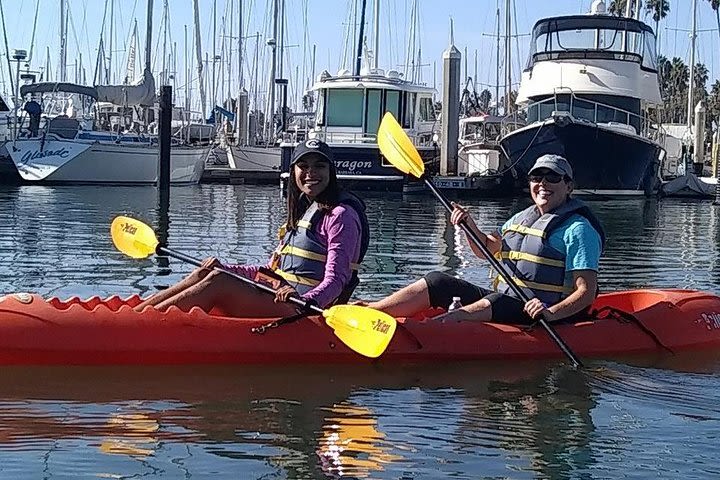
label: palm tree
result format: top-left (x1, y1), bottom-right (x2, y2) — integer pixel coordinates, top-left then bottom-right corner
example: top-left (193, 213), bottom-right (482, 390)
top-left (609, 0), bottom-right (630, 15)
top-left (710, 1), bottom-right (720, 50)
top-left (645, 0), bottom-right (670, 49)
top-left (669, 57), bottom-right (689, 122)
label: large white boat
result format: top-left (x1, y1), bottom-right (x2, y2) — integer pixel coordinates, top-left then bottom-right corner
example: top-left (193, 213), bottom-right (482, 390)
top-left (280, 68), bottom-right (439, 191)
top-left (499, 1), bottom-right (666, 196)
top-left (4, 82), bottom-right (207, 185)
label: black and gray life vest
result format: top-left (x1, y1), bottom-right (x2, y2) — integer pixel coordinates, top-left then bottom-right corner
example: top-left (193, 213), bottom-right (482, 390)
top-left (496, 198), bottom-right (606, 305)
top-left (274, 192), bottom-right (369, 303)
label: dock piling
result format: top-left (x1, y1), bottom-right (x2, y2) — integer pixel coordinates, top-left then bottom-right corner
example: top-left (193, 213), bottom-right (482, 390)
top-left (440, 22), bottom-right (461, 176)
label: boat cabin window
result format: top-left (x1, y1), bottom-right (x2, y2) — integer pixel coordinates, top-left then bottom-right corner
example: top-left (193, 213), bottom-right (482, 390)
top-left (419, 97), bottom-right (436, 122)
top-left (526, 17), bottom-right (657, 72)
top-left (404, 93), bottom-right (416, 128)
top-left (326, 88), bottom-right (364, 127)
top-left (385, 90), bottom-right (401, 123)
top-left (365, 89), bottom-right (382, 135)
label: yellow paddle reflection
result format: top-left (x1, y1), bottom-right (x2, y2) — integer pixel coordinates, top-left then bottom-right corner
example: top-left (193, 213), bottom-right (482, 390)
top-left (317, 403), bottom-right (402, 478)
top-left (98, 412), bottom-right (158, 458)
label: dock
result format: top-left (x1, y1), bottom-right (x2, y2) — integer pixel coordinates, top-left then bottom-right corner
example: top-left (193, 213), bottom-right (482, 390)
top-left (201, 166), bottom-right (280, 185)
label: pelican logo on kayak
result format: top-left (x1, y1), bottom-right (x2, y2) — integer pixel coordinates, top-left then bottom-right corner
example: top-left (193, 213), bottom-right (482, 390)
top-left (372, 318), bottom-right (391, 334)
top-left (19, 147), bottom-right (71, 165)
top-left (121, 223), bottom-right (138, 235)
top-left (697, 312), bottom-right (720, 330)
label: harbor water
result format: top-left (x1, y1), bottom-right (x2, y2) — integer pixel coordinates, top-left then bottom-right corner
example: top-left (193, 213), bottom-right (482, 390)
top-left (1, 184), bottom-right (720, 479)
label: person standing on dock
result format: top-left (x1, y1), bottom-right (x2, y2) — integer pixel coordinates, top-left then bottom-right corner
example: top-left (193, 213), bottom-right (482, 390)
top-left (365, 154), bottom-right (605, 324)
top-left (135, 139), bottom-right (370, 316)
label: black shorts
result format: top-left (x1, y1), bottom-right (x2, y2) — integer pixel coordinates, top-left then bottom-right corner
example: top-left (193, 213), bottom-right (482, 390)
top-left (423, 271), bottom-right (590, 325)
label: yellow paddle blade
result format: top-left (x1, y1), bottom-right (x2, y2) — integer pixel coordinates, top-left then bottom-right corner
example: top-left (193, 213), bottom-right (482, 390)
top-left (377, 112), bottom-right (425, 178)
top-left (110, 216), bottom-right (160, 259)
top-left (323, 305), bottom-right (397, 358)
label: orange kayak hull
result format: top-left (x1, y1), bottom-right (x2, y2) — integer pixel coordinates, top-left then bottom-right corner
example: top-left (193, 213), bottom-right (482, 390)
top-left (0, 289), bottom-right (719, 365)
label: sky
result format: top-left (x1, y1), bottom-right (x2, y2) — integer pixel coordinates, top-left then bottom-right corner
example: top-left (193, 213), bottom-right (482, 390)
top-left (2, 0), bottom-right (718, 111)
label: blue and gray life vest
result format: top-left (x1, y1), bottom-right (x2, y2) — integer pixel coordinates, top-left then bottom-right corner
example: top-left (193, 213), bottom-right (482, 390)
top-left (273, 192), bottom-right (370, 303)
top-left (496, 198), bottom-right (606, 305)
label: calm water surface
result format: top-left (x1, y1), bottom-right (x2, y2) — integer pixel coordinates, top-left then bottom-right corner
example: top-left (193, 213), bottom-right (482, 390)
top-left (1, 184), bottom-right (720, 479)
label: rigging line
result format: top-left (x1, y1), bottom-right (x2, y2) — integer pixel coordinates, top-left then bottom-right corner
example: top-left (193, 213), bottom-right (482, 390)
top-left (27, 0), bottom-right (40, 64)
top-left (0, 0), bottom-right (13, 102)
top-left (118, 0), bottom-right (140, 76)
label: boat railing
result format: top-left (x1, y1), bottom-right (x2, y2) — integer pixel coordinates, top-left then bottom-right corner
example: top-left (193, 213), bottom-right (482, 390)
top-left (509, 88), bottom-right (660, 139)
top-left (319, 129), bottom-right (436, 147)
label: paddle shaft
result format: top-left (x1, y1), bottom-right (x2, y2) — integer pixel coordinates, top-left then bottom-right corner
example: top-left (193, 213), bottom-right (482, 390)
top-left (156, 246), bottom-right (325, 316)
top-left (422, 177), bottom-right (583, 368)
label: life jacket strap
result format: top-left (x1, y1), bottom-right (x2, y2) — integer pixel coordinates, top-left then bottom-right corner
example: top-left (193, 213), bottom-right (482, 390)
top-left (506, 224), bottom-right (546, 238)
top-left (500, 251), bottom-right (565, 268)
top-left (274, 269), bottom-right (321, 287)
top-left (496, 276), bottom-right (573, 294)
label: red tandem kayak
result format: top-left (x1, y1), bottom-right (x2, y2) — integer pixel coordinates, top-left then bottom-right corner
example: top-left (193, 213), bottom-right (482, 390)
top-left (0, 289), bottom-right (719, 365)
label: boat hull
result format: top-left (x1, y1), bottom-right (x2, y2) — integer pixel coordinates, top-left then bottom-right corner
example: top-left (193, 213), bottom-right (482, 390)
top-left (5, 137), bottom-right (208, 185)
top-left (281, 143), bottom-right (439, 192)
top-left (0, 289), bottom-right (718, 365)
top-left (500, 119), bottom-right (663, 195)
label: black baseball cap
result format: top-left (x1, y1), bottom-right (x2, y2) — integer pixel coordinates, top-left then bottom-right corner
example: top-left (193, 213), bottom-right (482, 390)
top-left (290, 138), bottom-right (335, 165)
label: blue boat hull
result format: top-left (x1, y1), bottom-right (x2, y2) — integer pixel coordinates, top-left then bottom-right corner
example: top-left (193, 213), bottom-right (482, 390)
top-left (500, 120), bottom-right (663, 195)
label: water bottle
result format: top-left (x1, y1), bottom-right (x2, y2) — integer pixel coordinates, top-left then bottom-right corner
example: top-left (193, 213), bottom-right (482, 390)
top-left (448, 296), bottom-right (463, 311)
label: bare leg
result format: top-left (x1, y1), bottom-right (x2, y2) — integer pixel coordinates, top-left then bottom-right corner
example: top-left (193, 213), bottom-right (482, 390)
top-left (155, 270), bottom-right (298, 318)
top-left (366, 278), bottom-right (432, 317)
top-left (135, 266), bottom-right (212, 311)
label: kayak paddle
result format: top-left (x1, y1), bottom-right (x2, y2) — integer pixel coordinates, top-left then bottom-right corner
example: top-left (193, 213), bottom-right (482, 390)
top-left (110, 215), bottom-right (396, 359)
top-left (377, 112), bottom-right (583, 368)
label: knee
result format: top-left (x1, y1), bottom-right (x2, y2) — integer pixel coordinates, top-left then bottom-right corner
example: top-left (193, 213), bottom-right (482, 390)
top-left (423, 271), bottom-right (452, 288)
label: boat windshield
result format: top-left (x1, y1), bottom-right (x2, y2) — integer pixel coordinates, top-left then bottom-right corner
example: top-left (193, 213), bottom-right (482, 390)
top-left (526, 16), bottom-right (657, 72)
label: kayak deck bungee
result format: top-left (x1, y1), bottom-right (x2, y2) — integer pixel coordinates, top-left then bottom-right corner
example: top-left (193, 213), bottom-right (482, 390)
top-left (0, 289), bottom-right (719, 365)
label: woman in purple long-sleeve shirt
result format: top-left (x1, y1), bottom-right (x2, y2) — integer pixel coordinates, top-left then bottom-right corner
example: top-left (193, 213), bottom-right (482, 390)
top-left (134, 139), bottom-right (368, 317)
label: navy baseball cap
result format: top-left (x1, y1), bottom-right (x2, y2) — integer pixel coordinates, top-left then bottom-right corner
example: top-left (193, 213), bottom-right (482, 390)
top-left (290, 138), bottom-right (334, 164)
top-left (529, 154), bottom-right (573, 180)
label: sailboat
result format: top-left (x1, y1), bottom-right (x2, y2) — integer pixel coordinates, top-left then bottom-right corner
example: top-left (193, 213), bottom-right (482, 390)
top-left (2, 0), bottom-right (208, 185)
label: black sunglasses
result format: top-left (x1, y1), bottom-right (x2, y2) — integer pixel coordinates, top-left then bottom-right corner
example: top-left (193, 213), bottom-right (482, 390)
top-left (528, 173), bottom-right (566, 184)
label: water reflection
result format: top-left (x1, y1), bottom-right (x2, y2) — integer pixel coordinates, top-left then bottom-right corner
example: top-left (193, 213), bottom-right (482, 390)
top-left (317, 403), bottom-right (403, 478)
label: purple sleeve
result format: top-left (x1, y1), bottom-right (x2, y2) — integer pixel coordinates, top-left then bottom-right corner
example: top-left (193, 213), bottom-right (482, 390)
top-left (302, 205), bottom-right (362, 308)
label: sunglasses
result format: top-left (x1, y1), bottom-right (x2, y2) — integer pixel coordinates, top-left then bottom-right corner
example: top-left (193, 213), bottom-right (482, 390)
top-left (528, 173), bottom-right (566, 184)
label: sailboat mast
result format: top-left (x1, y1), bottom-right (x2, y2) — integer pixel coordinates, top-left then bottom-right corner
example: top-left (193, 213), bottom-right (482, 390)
top-left (269, 0), bottom-right (278, 133)
top-left (495, 0), bottom-right (500, 115)
top-left (354, 0), bottom-right (367, 76)
top-left (108, 0), bottom-right (114, 83)
top-left (212, 0), bottom-right (216, 108)
top-left (238, 0), bottom-right (244, 88)
top-left (504, 0), bottom-right (511, 113)
top-left (279, 0), bottom-right (285, 79)
top-left (59, 0), bottom-right (67, 82)
top-left (372, 0), bottom-right (379, 69)
top-left (687, 0), bottom-right (697, 129)
top-left (192, 0), bottom-right (206, 118)
top-left (145, 0), bottom-right (153, 73)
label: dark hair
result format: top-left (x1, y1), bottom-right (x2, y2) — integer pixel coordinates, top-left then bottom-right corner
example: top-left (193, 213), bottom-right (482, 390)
top-left (286, 160), bottom-right (341, 230)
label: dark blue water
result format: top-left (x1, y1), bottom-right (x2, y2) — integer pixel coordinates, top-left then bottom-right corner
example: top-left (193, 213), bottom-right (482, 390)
top-left (1, 184), bottom-right (720, 479)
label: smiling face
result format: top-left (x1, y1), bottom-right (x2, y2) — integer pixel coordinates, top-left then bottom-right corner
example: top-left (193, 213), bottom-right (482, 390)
top-left (292, 153), bottom-right (331, 200)
top-left (529, 168), bottom-right (573, 214)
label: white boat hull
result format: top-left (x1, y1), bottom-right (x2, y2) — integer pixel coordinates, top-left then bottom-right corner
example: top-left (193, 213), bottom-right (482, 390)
top-left (227, 145), bottom-right (281, 172)
top-left (8, 136), bottom-right (208, 184)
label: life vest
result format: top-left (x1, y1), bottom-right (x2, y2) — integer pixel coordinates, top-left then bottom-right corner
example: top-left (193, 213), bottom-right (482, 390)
top-left (496, 198), bottom-right (606, 305)
top-left (273, 192), bottom-right (369, 303)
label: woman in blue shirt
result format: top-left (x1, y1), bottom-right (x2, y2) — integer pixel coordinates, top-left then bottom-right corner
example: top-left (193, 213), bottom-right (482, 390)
top-left (366, 154), bottom-right (605, 324)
